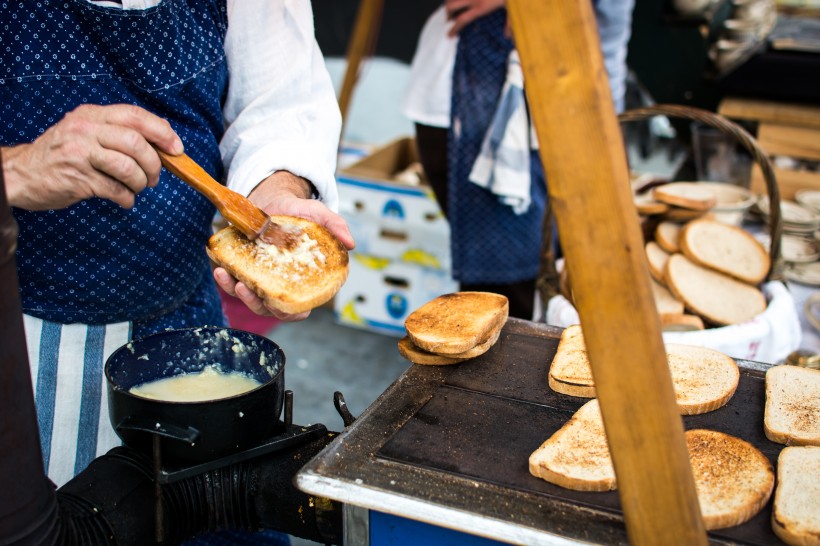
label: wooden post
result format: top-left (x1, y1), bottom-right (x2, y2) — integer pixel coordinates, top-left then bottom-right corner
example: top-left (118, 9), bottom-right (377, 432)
top-left (337, 0), bottom-right (385, 130)
top-left (506, 2), bottom-right (708, 544)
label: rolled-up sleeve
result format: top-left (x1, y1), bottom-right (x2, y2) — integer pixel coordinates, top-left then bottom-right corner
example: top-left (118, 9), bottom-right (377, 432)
top-left (221, 0), bottom-right (341, 211)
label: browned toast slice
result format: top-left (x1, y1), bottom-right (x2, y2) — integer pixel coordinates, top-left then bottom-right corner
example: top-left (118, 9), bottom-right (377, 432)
top-left (772, 446), bottom-right (820, 546)
top-left (405, 292), bottom-right (509, 355)
top-left (397, 328), bottom-right (502, 366)
top-left (764, 365), bottom-right (820, 447)
top-left (206, 215), bottom-right (349, 315)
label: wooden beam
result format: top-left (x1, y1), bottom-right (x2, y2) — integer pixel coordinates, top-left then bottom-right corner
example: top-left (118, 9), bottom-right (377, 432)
top-left (337, 0), bottom-right (385, 130)
top-left (506, 2), bottom-right (707, 544)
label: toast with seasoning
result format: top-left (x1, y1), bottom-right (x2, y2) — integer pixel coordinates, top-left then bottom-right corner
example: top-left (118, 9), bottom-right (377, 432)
top-left (206, 215), bottom-right (349, 315)
top-left (764, 365), bottom-right (820, 447)
top-left (404, 292), bottom-right (509, 355)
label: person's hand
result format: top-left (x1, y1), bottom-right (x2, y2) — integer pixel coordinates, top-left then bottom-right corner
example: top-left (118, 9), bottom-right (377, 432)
top-left (214, 170), bottom-right (355, 322)
top-left (2, 103), bottom-right (183, 210)
top-left (444, 0), bottom-right (506, 37)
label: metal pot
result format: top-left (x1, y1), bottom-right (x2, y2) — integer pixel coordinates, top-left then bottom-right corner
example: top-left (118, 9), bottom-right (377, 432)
top-left (105, 327), bottom-right (285, 463)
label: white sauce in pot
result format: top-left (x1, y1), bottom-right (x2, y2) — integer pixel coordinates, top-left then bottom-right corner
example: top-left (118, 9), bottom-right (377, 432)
top-left (129, 366), bottom-right (262, 402)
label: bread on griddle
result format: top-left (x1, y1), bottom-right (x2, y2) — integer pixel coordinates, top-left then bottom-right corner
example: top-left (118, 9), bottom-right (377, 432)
top-left (206, 215), bottom-right (349, 315)
top-left (687, 429), bottom-right (774, 530)
top-left (771, 446), bottom-right (820, 546)
top-left (665, 253), bottom-right (766, 326)
top-left (397, 328), bottom-right (502, 366)
top-left (679, 219), bottom-right (769, 285)
top-left (528, 399), bottom-right (616, 492)
top-left (548, 326), bottom-right (739, 414)
top-left (764, 365), bottom-right (820, 447)
top-left (530, 419), bottom-right (774, 530)
top-left (404, 292), bottom-right (508, 355)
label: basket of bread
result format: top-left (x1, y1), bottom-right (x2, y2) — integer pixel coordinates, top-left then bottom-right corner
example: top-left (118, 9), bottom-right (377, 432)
top-left (545, 105), bottom-right (802, 363)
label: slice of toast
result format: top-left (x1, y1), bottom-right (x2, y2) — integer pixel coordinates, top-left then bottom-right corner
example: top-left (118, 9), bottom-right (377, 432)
top-left (687, 429), bottom-right (774, 530)
top-left (772, 446), bottom-right (820, 546)
top-left (661, 314), bottom-right (705, 332)
top-left (405, 292), bottom-right (509, 355)
top-left (528, 399), bottom-right (616, 492)
top-left (765, 365), bottom-right (820, 447)
top-left (547, 325), bottom-right (595, 398)
top-left (665, 253), bottom-right (767, 326)
top-left (653, 182), bottom-right (717, 211)
top-left (680, 219), bottom-right (770, 285)
top-left (665, 344), bottom-right (739, 415)
top-left (206, 216), bottom-right (349, 315)
top-left (655, 221), bottom-right (682, 253)
top-left (397, 328), bottom-right (502, 366)
top-left (549, 328), bottom-right (739, 414)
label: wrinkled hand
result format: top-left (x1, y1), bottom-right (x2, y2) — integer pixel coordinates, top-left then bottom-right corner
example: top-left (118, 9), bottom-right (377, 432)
top-left (444, 0), bottom-right (506, 37)
top-left (214, 170), bottom-right (355, 322)
top-left (2, 103), bottom-right (183, 210)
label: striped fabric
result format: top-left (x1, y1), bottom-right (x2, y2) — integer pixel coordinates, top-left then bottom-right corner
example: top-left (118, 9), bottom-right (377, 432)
top-left (24, 315), bottom-right (130, 486)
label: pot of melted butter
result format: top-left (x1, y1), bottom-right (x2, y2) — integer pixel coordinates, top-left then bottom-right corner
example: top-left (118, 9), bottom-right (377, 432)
top-left (129, 365), bottom-right (261, 402)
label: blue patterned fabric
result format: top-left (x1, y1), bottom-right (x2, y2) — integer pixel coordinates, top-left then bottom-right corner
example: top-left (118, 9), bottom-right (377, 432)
top-left (0, 0), bottom-right (228, 335)
top-left (448, 9), bottom-right (547, 285)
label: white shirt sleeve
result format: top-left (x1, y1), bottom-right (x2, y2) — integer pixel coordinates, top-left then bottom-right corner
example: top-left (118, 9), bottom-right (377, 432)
top-left (222, 0), bottom-right (342, 211)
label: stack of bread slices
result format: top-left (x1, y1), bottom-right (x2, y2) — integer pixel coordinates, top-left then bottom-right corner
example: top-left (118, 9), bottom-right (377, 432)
top-left (647, 217), bottom-right (769, 328)
top-left (398, 292), bottom-right (509, 365)
top-left (634, 181), bottom-right (717, 222)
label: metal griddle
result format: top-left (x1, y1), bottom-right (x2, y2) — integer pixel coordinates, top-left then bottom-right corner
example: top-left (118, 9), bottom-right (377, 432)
top-left (297, 319), bottom-right (785, 545)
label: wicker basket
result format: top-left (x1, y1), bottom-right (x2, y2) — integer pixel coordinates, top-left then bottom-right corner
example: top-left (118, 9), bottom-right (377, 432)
top-left (537, 104), bottom-right (784, 309)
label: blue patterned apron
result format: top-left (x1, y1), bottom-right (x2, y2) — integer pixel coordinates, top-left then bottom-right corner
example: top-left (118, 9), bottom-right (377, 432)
top-left (1, 0), bottom-right (229, 340)
top-left (0, 0), bottom-right (229, 485)
top-left (448, 9), bottom-right (547, 285)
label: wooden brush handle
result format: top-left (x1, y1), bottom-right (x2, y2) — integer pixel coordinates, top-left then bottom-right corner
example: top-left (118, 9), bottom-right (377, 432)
top-left (156, 150), bottom-right (267, 240)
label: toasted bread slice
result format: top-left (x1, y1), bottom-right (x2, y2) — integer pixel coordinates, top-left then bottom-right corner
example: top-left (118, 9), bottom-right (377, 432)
top-left (646, 241), bottom-right (671, 284)
top-left (397, 328), bottom-right (502, 366)
top-left (663, 206), bottom-right (712, 223)
top-left (666, 254), bottom-right (767, 326)
top-left (549, 329), bottom-right (738, 414)
top-left (687, 429), bottom-right (774, 530)
top-left (529, 399), bottom-right (616, 492)
top-left (653, 182), bottom-right (717, 211)
top-left (765, 365), bottom-right (820, 447)
top-left (772, 446), bottom-right (820, 546)
top-left (680, 219), bottom-right (770, 285)
top-left (206, 216), bottom-right (349, 315)
top-left (655, 221), bottom-right (682, 253)
top-left (548, 325), bottom-right (595, 398)
top-left (634, 193), bottom-right (670, 216)
top-left (405, 292), bottom-right (509, 355)
top-left (665, 344), bottom-right (739, 415)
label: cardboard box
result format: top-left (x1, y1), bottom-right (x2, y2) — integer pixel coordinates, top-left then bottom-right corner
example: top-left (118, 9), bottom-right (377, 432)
top-left (337, 137), bottom-right (452, 270)
top-left (334, 253), bottom-right (459, 336)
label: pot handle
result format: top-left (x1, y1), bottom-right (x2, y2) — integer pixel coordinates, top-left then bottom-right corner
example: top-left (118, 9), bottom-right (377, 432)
top-left (116, 414), bottom-right (201, 444)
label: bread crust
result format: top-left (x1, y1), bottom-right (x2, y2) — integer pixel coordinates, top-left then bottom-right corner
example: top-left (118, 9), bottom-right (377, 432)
top-left (206, 216), bottom-right (349, 315)
top-left (645, 241), bottom-right (670, 284)
top-left (405, 292), bottom-right (509, 355)
top-left (655, 221), bottom-right (682, 253)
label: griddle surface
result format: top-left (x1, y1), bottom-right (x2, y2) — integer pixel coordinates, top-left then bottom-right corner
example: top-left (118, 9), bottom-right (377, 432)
top-left (378, 328), bottom-right (785, 545)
